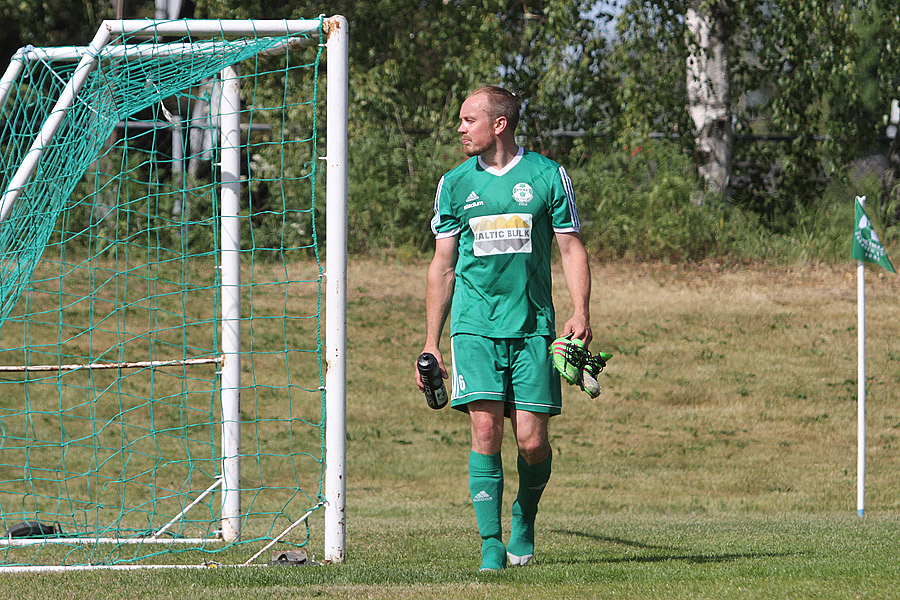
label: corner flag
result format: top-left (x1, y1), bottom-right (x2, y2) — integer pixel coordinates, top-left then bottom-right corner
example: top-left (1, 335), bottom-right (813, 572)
top-left (853, 195), bottom-right (895, 518)
top-left (852, 197), bottom-right (895, 273)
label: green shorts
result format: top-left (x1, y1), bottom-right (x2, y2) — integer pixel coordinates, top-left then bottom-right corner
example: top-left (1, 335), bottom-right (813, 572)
top-left (449, 333), bottom-right (562, 416)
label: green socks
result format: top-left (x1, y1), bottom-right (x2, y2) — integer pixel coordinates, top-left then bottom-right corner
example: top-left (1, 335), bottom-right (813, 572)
top-left (507, 450), bottom-right (552, 565)
top-left (469, 450), bottom-right (553, 569)
top-left (469, 450), bottom-right (506, 571)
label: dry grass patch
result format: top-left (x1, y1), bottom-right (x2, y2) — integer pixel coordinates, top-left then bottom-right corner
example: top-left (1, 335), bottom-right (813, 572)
top-left (344, 259), bottom-right (900, 517)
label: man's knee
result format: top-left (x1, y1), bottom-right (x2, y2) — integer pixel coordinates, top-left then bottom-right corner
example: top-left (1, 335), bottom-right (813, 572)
top-left (517, 437), bottom-right (550, 464)
top-left (513, 413), bottom-right (551, 464)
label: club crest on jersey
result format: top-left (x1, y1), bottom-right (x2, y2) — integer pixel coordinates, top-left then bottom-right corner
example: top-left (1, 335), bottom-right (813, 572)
top-left (468, 213), bottom-right (533, 257)
top-left (512, 183), bottom-right (533, 206)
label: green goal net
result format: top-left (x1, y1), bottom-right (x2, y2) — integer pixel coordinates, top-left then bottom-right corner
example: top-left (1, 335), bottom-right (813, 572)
top-left (0, 18), bottom-right (348, 570)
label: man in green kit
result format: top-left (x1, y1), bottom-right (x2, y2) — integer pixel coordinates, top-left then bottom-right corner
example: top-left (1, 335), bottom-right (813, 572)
top-left (415, 85), bottom-right (593, 571)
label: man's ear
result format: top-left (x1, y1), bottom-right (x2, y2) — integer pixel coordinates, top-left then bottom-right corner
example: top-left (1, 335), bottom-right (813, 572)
top-left (493, 116), bottom-right (508, 136)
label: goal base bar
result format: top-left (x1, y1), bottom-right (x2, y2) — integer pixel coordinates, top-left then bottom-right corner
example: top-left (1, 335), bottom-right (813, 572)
top-left (0, 537), bottom-right (221, 547)
top-left (0, 562), bottom-right (239, 573)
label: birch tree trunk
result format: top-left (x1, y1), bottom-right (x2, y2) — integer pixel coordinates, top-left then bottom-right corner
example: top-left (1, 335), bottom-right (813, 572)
top-left (686, 1), bottom-right (732, 199)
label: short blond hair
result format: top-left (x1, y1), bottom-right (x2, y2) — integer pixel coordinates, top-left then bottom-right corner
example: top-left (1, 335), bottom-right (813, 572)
top-left (469, 86), bottom-right (520, 133)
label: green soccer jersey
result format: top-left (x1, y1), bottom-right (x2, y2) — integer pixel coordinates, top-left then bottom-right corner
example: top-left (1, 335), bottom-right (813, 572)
top-left (431, 146), bottom-right (580, 338)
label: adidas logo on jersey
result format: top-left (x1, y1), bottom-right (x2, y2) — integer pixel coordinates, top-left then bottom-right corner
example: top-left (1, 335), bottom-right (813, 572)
top-left (464, 192), bottom-right (483, 210)
top-left (472, 490), bottom-right (493, 502)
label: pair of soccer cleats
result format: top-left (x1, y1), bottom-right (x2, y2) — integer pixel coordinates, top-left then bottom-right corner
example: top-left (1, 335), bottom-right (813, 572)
top-left (477, 548), bottom-right (531, 572)
top-left (550, 335), bottom-right (612, 398)
top-left (477, 554), bottom-right (529, 573)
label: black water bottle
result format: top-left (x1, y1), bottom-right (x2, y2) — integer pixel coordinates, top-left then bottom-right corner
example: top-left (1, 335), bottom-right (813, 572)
top-left (417, 352), bottom-right (448, 410)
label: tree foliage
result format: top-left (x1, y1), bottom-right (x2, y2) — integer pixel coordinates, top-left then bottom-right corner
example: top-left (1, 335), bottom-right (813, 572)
top-left (191, 0), bottom-right (615, 250)
top-left (0, 0), bottom-right (112, 60)
top-left (5, 0), bottom-right (900, 257)
top-left (614, 0), bottom-right (692, 142)
top-left (742, 1), bottom-right (862, 217)
top-left (613, 0), bottom-right (892, 233)
top-left (500, 1), bottom-right (618, 154)
top-left (862, 0), bottom-right (900, 224)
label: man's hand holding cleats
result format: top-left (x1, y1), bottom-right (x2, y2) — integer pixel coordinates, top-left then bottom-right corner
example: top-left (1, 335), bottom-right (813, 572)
top-left (550, 335), bottom-right (612, 399)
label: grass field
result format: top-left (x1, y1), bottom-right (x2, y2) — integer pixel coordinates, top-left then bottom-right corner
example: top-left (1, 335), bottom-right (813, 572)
top-left (4, 258), bottom-right (900, 598)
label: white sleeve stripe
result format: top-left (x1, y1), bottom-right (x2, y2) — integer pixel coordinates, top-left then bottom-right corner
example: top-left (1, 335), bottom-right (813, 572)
top-left (430, 176), bottom-right (445, 235)
top-left (436, 228), bottom-right (460, 239)
top-left (558, 166), bottom-right (580, 230)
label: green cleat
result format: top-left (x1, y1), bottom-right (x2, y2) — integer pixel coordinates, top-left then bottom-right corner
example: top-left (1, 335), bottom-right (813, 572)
top-left (549, 336), bottom-right (612, 398)
top-left (550, 336), bottom-right (583, 385)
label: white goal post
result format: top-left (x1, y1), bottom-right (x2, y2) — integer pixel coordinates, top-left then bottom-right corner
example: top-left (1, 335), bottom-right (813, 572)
top-left (0, 17), bottom-right (348, 567)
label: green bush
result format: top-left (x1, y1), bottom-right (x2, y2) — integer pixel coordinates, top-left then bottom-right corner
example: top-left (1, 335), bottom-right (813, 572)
top-left (762, 172), bottom-right (883, 264)
top-left (572, 142), bottom-right (762, 262)
top-left (53, 135), bottom-right (896, 267)
top-left (347, 127), bottom-right (461, 256)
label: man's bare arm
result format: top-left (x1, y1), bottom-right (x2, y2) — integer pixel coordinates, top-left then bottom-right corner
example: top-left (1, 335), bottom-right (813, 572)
top-left (416, 236), bottom-right (458, 389)
top-left (556, 231), bottom-right (592, 347)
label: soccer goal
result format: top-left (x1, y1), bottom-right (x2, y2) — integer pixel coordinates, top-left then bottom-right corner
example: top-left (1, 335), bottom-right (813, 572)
top-left (0, 17), bottom-right (347, 570)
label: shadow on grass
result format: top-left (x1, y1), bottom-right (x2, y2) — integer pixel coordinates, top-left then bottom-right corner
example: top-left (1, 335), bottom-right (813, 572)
top-left (548, 528), bottom-right (803, 565)
top-left (551, 528), bottom-right (676, 550)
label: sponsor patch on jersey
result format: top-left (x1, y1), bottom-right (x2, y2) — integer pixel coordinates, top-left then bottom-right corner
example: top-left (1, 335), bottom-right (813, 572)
top-left (469, 213), bottom-right (533, 257)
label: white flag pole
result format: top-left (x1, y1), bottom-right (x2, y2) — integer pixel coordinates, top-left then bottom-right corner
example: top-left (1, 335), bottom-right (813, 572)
top-left (857, 195), bottom-right (866, 517)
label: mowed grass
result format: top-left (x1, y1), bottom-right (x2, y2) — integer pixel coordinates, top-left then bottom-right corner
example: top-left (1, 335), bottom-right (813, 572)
top-left (4, 258), bottom-right (900, 598)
